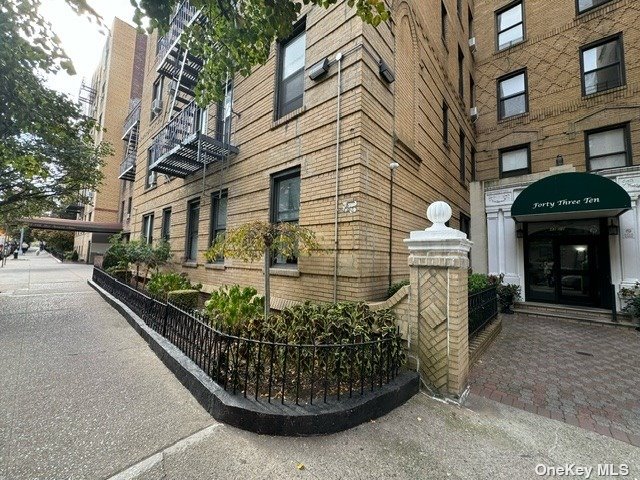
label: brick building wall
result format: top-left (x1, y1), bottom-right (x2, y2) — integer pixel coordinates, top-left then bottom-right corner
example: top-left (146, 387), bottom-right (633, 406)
top-left (129, 1), bottom-right (474, 303)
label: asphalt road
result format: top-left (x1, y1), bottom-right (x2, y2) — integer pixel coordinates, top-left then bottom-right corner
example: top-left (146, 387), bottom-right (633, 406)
top-left (1, 251), bottom-right (638, 480)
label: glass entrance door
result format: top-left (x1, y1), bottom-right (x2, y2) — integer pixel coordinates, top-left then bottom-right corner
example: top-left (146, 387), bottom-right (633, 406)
top-left (557, 240), bottom-right (597, 305)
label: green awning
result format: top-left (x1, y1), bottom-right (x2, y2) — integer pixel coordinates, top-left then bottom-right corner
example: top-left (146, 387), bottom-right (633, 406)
top-left (511, 172), bottom-right (631, 222)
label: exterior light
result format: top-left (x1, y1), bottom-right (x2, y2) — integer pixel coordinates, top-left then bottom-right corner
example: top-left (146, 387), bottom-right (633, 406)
top-left (389, 161), bottom-right (399, 170)
top-left (556, 154), bottom-right (564, 166)
top-left (608, 219), bottom-right (619, 236)
top-left (309, 57), bottom-right (330, 80)
top-left (379, 59), bottom-right (395, 83)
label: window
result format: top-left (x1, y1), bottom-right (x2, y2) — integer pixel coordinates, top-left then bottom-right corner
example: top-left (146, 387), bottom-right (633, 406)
top-left (581, 35), bottom-right (624, 96)
top-left (442, 101), bottom-right (449, 145)
top-left (151, 78), bottom-right (163, 120)
top-left (499, 144), bottom-right (530, 178)
top-left (585, 124), bottom-right (631, 171)
top-left (460, 213), bottom-right (471, 239)
top-left (146, 147), bottom-right (157, 188)
top-left (216, 83), bottom-right (233, 144)
top-left (459, 129), bottom-right (466, 183)
top-left (209, 191), bottom-right (228, 262)
top-left (470, 75), bottom-right (476, 107)
top-left (441, 2), bottom-right (448, 43)
top-left (271, 167), bottom-right (301, 265)
top-left (276, 23), bottom-right (306, 118)
top-left (127, 196), bottom-right (132, 216)
top-left (498, 70), bottom-right (528, 120)
top-left (496, 1), bottom-right (524, 50)
top-left (120, 201), bottom-right (125, 223)
top-left (186, 200), bottom-right (200, 262)
top-left (577, 0), bottom-right (613, 14)
top-left (471, 147), bottom-right (477, 181)
top-left (161, 208), bottom-right (171, 241)
top-left (458, 47), bottom-right (464, 100)
top-left (142, 213), bottom-right (154, 244)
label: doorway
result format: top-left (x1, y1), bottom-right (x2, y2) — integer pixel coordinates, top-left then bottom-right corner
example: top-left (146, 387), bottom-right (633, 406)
top-left (524, 219), bottom-right (611, 308)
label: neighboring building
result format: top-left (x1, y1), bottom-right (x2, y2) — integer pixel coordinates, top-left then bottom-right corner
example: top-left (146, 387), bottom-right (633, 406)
top-left (129, 1), bottom-right (474, 303)
top-left (74, 18), bottom-right (147, 262)
top-left (470, 0), bottom-right (640, 310)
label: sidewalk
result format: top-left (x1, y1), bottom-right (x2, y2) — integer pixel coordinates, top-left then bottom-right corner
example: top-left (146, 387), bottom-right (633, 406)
top-left (1, 252), bottom-right (638, 479)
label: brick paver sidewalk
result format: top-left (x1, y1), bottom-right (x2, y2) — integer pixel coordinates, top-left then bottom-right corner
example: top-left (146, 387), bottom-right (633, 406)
top-left (470, 314), bottom-right (640, 447)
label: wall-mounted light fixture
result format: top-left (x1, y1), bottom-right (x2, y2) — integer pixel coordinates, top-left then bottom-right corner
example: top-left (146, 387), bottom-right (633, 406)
top-left (379, 59), bottom-right (395, 83)
top-left (608, 218), bottom-right (620, 236)
top-left (516, 222), bottom-right (524, 238)
top-left (309, 57), bottom-right (330, 81)
top-left (556, 154), bottom-right (564, 166)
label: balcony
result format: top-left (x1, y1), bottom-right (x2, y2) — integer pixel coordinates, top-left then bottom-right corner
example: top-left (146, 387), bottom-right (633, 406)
top-left (119, 151), bottom-right (137, 181)
top-left (150, 101), bottom-right (238, 178)
top-left (122, 99), bottom-right (141, 140)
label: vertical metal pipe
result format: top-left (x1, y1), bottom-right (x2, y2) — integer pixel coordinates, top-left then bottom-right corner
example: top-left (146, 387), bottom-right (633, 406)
top-left (333, 52), bottom-right (343, 303)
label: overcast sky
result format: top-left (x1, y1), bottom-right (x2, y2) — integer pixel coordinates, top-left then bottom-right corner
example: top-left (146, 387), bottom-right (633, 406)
top-left (40, 0), bottom-right (139, 99)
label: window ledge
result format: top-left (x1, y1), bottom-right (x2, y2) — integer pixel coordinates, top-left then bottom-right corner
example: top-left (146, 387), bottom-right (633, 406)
top-left (269, 267), bottom-right (300, 278)
top-left (581, 84), bottom-right (626, 100)
top-left (498, 112), bottom-right (529, 124)
top-left (182, 262), bottom-right (198, 269)
top-left (205, 263), bottom-right (225, 271)
top-left (271, 106), bottom-right (306, 129)
top-left (144, 184), bottom-right (157, 193)
top-left (495, 39), bottom-right (526, 56)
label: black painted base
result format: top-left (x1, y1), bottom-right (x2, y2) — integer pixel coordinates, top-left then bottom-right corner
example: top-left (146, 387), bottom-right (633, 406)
top-left (89, 280), bottom-right (420, 436)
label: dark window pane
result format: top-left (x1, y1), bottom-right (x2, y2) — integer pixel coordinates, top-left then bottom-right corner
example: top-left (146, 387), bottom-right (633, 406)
top-left (578, 0), bottom-right (612, 13)
top-left (501, 93), bottom-right (527, 118)
top-left (584, 65), bottom-right (622, 94)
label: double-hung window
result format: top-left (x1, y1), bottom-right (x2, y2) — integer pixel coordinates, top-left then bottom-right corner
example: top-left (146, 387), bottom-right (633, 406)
top-left (498, 70), bottom-right (528, 120)
top-left (577, 0), bottom-right (613, 14)
top-left (271, 168), bottom-right (301, 266)
top-left (161, 208), bottom-right (171, 241)
top-left (146, 147), bottom-right (157, 189)
top-left (458, 47), bottom-right (465, 100)
top-left (581, 35), bottom-right (624, 96)
top-left (186, 200), bottom-right (200, 262)
top-left (585, 124), bottom-right (631, 171)
top-left (216, 83), bottom-right (233, 144)
top-left (496, 1), bottom-right (524, 50)
top-left (151, 78), bottom-right (163, 120)
top-left (209, 191), bottom-right (228, 263)
top-left (277, 23), bottom-right (306, 118)
top-left (142, 213), bottom-right (154, 244)
top-left (499, 144), bottom-right (530, 178)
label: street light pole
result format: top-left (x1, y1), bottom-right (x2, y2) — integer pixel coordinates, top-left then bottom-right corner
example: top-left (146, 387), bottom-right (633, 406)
top-left (388, 162), bottom-right (399, 290)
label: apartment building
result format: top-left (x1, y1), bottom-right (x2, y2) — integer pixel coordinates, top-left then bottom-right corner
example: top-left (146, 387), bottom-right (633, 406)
top-left (127, 0), bottom-right (475, 303)
top-left (470, 0), bottom-right (640, 310)
top-left (74, 18), bottom-right (147, 262)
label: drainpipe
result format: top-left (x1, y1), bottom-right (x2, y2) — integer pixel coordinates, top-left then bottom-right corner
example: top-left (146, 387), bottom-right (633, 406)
top-left (333, 52), bottom-right (343, 303)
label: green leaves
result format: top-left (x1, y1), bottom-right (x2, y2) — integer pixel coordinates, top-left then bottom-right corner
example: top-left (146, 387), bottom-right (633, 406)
top-left (205, 285), bottom-right (265, 326)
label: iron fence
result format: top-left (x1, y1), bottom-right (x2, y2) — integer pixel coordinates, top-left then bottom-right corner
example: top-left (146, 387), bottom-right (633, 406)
top-left (92, 268), bottom-right (404, 405)
top-left (468, 286), bottom-right (498, 337)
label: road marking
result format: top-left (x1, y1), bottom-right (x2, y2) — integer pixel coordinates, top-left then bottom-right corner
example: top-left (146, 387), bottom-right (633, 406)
top-left (105, 423), bottom-right (222, 480)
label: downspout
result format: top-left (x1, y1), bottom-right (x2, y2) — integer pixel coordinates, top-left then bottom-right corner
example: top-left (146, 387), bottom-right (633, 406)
top-left (333, 52), bottom-right (343, 303)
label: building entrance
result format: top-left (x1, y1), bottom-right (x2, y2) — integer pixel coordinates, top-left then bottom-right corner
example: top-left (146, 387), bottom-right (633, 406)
top-left (524, 219), bottom-right (612, 308)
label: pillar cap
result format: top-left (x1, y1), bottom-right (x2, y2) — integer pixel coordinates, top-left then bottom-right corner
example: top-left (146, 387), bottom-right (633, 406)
top-left (404, 201), bottom-right (472, 256)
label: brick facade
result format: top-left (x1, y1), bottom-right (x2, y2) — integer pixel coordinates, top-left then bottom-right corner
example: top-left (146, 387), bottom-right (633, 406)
top-left (129, 1), bottom-right (474, 304)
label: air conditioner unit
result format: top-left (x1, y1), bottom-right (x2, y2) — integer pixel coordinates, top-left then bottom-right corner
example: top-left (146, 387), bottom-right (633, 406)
top-left (468, 37), bottom-right (477, 53)
top-left (470, 106), bottom-right (478, 121)
top-left (151, 98), bottom-right (163, 114)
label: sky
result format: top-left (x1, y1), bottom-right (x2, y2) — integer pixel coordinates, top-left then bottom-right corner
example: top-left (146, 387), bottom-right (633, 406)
top-left (40, 0), bottom-right (139, 99)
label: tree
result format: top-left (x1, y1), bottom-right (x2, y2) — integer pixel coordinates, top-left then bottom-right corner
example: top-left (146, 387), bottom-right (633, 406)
top-left (0, 1), bottom-right (111, 225)
top-left (206, 220), bottom-right (320, 318)
top-left (131, 0), bottom-right (390, 105)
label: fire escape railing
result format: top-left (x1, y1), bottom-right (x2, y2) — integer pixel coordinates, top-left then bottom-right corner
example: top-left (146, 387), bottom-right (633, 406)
top-left (156, 1), bottom-right (198, 67)
top-left (122, 99), bottom-right (141, 139)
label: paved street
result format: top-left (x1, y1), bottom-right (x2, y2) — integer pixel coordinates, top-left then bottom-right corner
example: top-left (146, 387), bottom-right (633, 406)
top-left (470, 314), bottom-right (640, 446)
top-left (1, 252), bottom-right (639, 480)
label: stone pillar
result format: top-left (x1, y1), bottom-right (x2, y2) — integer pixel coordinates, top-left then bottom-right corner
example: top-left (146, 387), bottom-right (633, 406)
top-left (404, 201), bottom-right (472, 398)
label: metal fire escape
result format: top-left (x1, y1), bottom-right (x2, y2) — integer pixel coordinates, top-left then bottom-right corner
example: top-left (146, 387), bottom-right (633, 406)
top-left (119, 99), bottom-right (142, 181)
top-left (150, 1), bottom-right (238, 178)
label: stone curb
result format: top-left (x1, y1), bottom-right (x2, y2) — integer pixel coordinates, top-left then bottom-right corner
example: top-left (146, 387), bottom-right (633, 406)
top-left (88, 279), bottom-right (420, 436)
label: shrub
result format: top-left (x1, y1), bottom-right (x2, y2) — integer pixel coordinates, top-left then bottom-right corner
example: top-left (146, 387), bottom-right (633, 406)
top-left (147, 272), bottom-right (202, 301)
top-left (167, 290), bottom-right (201, 310)
top-left (468, 273), bottom-right (490, 294)
top-left (387, 280), bottom-right (410, 299)
top-left (497, 284), bottom-right (521, 313)
top-left (111, 269), bottom-right (132, 283)
top-left (620, 282), bottom-right (640, 318)
top-left (63, 251), bottom-right (74, 260)
top-left (204, 285), bottom-right (264, 327)
top-left (71, 250), bottom-right (79, 262)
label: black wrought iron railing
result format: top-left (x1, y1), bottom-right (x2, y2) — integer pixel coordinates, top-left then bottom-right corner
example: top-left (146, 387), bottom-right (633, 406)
top-left (92, 268), bottom-right (404, 405)
top-left (468, 286), bottom-right (498, 337)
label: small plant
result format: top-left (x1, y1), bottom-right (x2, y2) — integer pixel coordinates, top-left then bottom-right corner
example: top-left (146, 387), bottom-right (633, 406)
top-left (387, 280), bottom-right (409, 299)
top-left (497, 283), bottom-right (521, 313)
top-left (205, 285), bottom-right (264, 327)
top-left (620, 282), bottom-right (640, 318)
top-left (167, 290), bottom-right (201, 310)
top-left (71, 250), bottom-right (79, 262)
top-left (147, 272), bottom-right (202, 301)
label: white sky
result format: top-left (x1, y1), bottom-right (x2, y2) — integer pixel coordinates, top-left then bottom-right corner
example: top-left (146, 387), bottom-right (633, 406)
top-left (40, 0), bottom-right (139, 100)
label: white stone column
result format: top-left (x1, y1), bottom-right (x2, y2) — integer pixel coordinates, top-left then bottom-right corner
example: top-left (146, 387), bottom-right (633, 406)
top-left (404, 201), bottom-right (472, 397)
